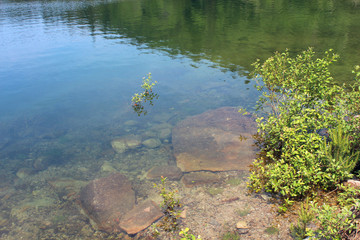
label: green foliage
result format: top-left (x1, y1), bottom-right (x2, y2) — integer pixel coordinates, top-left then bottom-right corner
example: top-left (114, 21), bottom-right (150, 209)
top-left (290, 185), bottom-right (360, 239)
top-left (311, 202), bottom-right (357, 239)
top-left (290, 198), bottom-right (315, 239)
top-left (248, 48), bottom-right (360, 206)
top-left (153, 176), bottom-right (182, 232)
top-left (179, 228), bottom-right (202, 240)
top-left (310, 184), bottom-right (360, 239)
top-left (321, 125), bottom-right (359, 178)
top-left (131, 73), bottom-right (158, 116)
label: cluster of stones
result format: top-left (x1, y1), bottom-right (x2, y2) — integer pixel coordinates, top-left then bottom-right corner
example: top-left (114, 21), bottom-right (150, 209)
top-left (79, 173), bottom-right (163, 235)
top-left (79, 107), bottom-right (258, 236)
top-left (110, 135), bottom-right (162, 153)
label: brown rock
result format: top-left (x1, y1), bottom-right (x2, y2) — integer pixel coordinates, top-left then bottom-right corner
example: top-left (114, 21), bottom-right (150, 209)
top-left (179, 208), bottom-right (187, 219)
top-left (146, 165), bottom-right (183, 180)
top-left (236, 220), bottom-right (249, 229)
top-left (345, 180), bottom-right (360, 189)
top-left (79, 173), bottom-right (135, 232)
top-left (118, 200), bottom-right (163, 234)
top-left (182, 172), bottom-right (220, 187)
top-left (172, 107), bottom-right (257, 172)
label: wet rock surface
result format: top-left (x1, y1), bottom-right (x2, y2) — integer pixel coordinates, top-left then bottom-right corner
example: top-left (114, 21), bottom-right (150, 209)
top-left (79, 173), bottom-right (135, 232)
top-left (146, 165), bottom-right (183, 180)
top-left (182, 171), bottom-right (220, 187)
top-left (118, 200), bottom-right (163, 234)
top-left (172, 107), bottom-right (258, 172)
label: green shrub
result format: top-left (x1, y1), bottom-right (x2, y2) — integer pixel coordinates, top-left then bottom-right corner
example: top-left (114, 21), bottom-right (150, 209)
top-left (248, 48), bottom-right (360, 208)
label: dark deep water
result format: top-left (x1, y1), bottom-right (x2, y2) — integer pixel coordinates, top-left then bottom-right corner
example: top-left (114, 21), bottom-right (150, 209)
top-left (0, 0), bottom-right (360, 238)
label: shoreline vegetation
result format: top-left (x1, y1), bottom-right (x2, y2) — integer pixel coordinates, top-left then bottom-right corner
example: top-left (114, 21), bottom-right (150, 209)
top-left (131, 48), bottom-right (360, 239)
top-left (248, 48), bottom-right (360, 239)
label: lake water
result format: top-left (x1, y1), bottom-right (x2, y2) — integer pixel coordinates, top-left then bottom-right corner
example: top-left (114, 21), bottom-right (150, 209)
top-left (0, 0), bottom-right (360, 239)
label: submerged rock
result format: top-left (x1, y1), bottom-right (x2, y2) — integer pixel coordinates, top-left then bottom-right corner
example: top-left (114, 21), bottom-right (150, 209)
top-left (48, 178), bottom-right (87, 200)
top-left (100, 161), bottom-right (117, 173)
top-left (111, 135), bottom-right (142, 153)
top-left (79, 173), bottom-right (135, 232)
top-left (172, 107), bottom-right (257, 172)
top-left (16, 168), bottom-right (35, 179)
top-left (182, 172), bottom-right (220, 187)
top-left (32, 156), bottom-right (51, 171)
top-left (158, 128), bottom-right (172, 140)
top-left (118, 200), bottom-right (163, 234)
top-left (146, 165), bottom-right (183, 180)
top-left (142, 138), bottom-right (161, 149)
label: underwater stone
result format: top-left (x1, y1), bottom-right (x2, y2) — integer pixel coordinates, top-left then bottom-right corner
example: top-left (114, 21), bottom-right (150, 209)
top-left (172, 107), bottom-right (257, 172)
top-left (146, 165), bottom-right (183, 180)
top-left (182, 172), bottom-right (220, 187)
top-left (118, 200), bottom-right (163, 234)
top-left (16, 168), bottom-right (35, 179)
top-left (111, 135), bottom-right (142, 153)
top-left (33, 156), bottom-right (50, 171)
top-left (100, 161), bottom-right (117, 173)
top-left (142, 138), bottom-right (161, 149)
top-left (158, 128), bottom-right (171, 140)
top-left (79, 173), bottom-right (135, 233)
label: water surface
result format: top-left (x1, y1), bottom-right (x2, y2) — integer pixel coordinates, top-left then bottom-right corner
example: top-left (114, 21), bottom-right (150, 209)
top-left (0, 0), bottom-right (360, 238)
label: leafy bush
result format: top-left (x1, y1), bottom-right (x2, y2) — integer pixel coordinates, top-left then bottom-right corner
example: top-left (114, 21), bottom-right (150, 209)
top-left (311, 186), bottom-right (360, 240)
top-left (248, 48), bottom-right (360, 208)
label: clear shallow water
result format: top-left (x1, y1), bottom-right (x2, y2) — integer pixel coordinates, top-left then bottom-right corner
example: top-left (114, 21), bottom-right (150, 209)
top-left (0, 0), bottom-right (360, 238)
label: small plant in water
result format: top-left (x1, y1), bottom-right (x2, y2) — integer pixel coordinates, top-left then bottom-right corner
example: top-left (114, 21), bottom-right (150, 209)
top-left (153, 176), bottom-right (182, 232)
top-left (131, 72), bottom-right (158, 116)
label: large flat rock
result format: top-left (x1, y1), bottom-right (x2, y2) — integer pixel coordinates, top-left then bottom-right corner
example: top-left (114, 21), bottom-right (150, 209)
top-left (79, 173), bottom-right (135, 232)
top-left (118, 200), bottom-right (163, 234)
top-left (146, 165), bottom-right (183, 180)
top-left (172, 107), bottom-right (257, 172)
